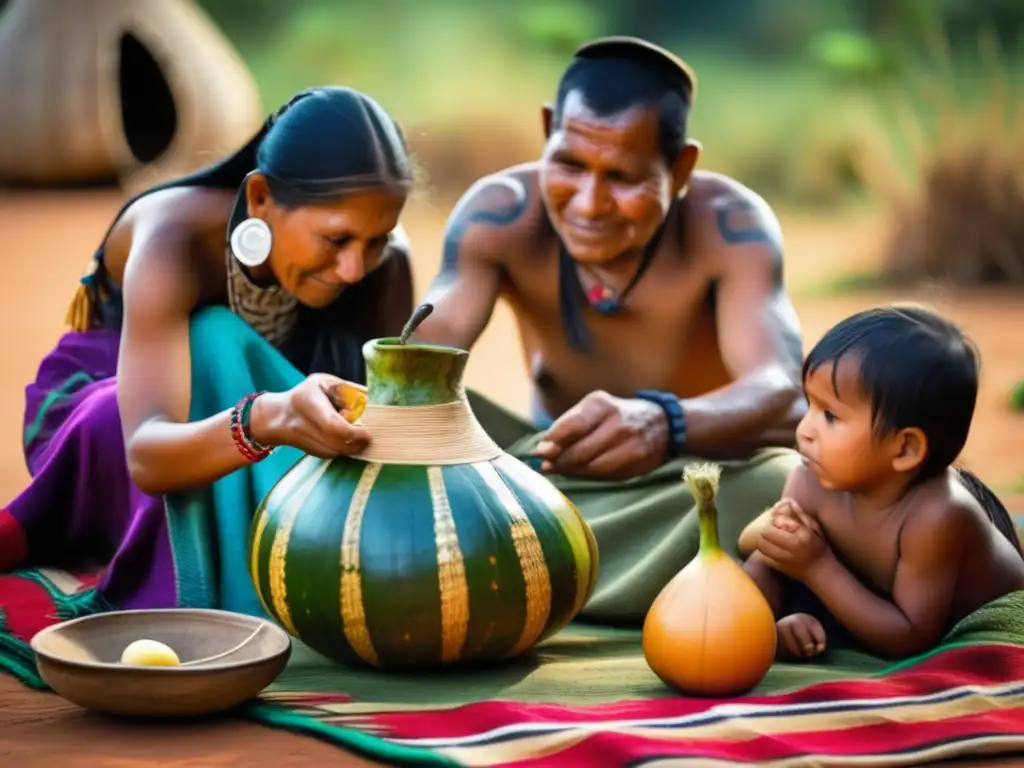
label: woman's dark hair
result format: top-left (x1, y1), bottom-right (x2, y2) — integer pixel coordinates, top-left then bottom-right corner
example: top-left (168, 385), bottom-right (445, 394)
top-left (168, 85), bottom-right (413, 207)
top-left (252, 87), bottom-right (412, 204)
top-left (803, 306), bottom-right (1020, 552)
top-left (80, 86), bottom-right (415, 383)
top-left (225, 87), bottom-right (415, 383)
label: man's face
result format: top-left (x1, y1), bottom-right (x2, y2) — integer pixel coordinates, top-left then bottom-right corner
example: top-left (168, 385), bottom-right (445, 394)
top-left (540, 91), bottom-right (680, 265)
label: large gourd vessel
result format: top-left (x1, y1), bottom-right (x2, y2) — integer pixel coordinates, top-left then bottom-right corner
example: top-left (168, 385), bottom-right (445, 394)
top-left (248, 319), bottom-right (599, 671)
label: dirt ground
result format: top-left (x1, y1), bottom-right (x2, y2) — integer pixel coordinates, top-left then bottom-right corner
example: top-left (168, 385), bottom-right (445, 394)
top-left (0, 189), bottom-right (1020, 504)
top-left (0, 674), bottom-right (383, 767)
top-left (0, 188), bottom-right (1021, 764)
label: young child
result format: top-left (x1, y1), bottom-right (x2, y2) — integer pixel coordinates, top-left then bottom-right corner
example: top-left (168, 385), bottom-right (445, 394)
top-left (743, 305), bottom-right (1024, 661)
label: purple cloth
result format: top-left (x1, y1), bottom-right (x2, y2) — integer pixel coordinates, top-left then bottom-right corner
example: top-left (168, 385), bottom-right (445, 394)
top-left (8, 330), bottom-right (176, 609)
top-left (5, 307), bottom-right (308, 617)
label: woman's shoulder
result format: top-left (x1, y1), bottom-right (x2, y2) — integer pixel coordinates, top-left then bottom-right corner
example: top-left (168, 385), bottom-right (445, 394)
top-left (103, 186), bottom-right (236, 286)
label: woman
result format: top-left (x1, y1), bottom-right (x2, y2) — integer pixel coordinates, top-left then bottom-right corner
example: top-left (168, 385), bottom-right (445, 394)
top-left (3, 86), bottom-right (415, 619)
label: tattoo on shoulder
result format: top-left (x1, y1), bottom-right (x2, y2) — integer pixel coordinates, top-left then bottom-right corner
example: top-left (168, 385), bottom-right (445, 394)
top-left (441, 177), bottom-right (530, 272)
top-left (716, 197), bottom-right (799, 362)
top-left (714, 198), bottom-right (783, 280)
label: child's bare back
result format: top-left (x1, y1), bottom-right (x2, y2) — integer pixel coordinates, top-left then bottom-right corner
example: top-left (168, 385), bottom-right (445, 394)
top-left (748, 463), bottom-right (1024, 661)
top-left (742, 306), bottom-right (1024, 661)
top-left (806, 465), bottom-right (1024, 624)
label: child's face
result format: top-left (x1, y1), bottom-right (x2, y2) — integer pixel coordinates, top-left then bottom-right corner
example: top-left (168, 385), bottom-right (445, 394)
top-left (795, 356), bottom-right (895, 491)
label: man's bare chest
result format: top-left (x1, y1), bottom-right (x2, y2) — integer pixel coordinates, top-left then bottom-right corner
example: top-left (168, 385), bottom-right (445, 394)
top-left (500, 256), bottom-right (730, 409)
top-left (503, 249), bottom-right (713, 338)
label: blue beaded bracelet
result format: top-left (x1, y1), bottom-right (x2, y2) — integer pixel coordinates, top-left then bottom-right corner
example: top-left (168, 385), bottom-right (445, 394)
top-left (635, 389), bottom-right (688, 457)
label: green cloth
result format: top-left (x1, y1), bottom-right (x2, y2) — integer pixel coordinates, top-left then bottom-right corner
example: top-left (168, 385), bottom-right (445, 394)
top-left (467, 392), bottom-right (801, 625)
top-left (243, 590), bottom-right (1024, 768)
top-left (266, 587), bottom-right (1024, 707)
top-left (166, 307), bottom-right (306, 617)
top-left (166, 307), bottom-right (797, 625)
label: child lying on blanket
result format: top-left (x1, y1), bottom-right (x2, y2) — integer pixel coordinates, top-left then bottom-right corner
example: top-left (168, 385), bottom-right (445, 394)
top-left (743, 306), bottom-right (1024, 662)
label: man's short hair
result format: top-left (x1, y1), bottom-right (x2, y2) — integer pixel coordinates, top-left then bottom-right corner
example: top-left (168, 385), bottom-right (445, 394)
top-left (552, 36), bottom-right (698, 164)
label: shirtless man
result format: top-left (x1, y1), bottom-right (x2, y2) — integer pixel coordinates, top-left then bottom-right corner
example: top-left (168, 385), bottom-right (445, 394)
top-left (413, 37), bottom-right (807, 622)
top-left (746, 306), bottom-right (1024, 661)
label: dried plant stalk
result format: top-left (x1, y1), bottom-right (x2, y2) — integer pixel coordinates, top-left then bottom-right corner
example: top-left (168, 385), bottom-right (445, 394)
top-left (854, 27), bottom-right (1024, 286)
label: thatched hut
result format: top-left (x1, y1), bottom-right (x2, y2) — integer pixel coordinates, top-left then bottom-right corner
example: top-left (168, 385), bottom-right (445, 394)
top-left (0, 0), bottom-right (263, 189)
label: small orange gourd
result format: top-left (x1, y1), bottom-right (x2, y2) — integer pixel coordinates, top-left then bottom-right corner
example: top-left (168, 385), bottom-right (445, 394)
top-left (327, 381), bottom-right (368, 423)
top-left (642, 463), bottom-right (777, 696)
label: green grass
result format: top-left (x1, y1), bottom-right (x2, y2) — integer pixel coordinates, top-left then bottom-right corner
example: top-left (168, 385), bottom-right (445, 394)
top-left (225, 4), bottom-right (840, 199)
top-left (1004, 477), bottom-right (1024, 495)
top-left (233, 4), bottom-right (572, 124)
top-left (794, 268), bottom-right (892, 298)
top-left (1010, 381), bottom-right (1024, 413)
top-left (217, 3), bottom-right (1024, 211)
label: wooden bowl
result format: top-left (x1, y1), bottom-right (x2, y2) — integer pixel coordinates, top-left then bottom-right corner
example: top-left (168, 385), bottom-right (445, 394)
top-left (30, 608), bottom-right (291, 718)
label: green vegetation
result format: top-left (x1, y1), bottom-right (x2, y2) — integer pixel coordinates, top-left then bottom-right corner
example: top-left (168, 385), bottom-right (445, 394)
top-left (184, 0), bottom-right (1024, 290)
top-left (191, 0), bottom-right (1024, 236)
top-left (1011, 381), bottom-right (1024, 413)
top-left (796, 269), bottom-right (890, 298)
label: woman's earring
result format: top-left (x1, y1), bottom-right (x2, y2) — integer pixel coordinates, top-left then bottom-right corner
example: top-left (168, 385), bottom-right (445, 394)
top-left (230, 218), bottom-right (272, 267)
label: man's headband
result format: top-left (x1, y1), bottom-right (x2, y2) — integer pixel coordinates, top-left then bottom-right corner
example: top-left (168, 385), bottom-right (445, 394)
top-left (573, 36), bottom-right (698, 105)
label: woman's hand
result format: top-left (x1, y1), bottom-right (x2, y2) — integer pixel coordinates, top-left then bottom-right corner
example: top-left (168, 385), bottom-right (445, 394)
top-left (250, 374), bottom-right (371, 457)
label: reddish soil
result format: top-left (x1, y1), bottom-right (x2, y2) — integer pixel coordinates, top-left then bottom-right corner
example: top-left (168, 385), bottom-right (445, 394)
top-left (0, 674), bottom-right (382, 767)
top-left (0, 188), bottom-right (1020, 765)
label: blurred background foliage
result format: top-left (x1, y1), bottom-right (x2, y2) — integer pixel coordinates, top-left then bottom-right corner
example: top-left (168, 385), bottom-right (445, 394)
top-left (182, 0), bottom-right (1024, 285)
top-left (192, 0), bottom-right (1021, 468)
top-left (188, 0), bottom-right (1023, 205)
top-left (0, 0), bottom-right (1020, 488)
top-left (1, 0), bottom-right (1017, 282)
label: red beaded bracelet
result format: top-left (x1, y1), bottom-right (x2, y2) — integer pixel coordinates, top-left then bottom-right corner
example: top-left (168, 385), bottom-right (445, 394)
top-left (230, 392), bottom-right (272, 463)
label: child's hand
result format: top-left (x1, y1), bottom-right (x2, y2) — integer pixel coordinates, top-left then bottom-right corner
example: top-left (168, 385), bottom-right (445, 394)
top-left (769, 498), bottom-right (818, 535)
top-left (777, 613), bottom-right (827, 660)
top-left (757, 502), bottom-right (831, 581)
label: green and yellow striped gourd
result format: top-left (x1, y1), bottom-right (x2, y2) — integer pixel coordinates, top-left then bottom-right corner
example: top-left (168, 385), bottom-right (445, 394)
top-left (248, 337), bottom-right (599, 671)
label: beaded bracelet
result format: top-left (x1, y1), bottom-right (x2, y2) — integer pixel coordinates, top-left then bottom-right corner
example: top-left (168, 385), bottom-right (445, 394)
top-left (634, 389), bottom-right (688, 457)
top-left (230, 392), bottom-right (273, 463)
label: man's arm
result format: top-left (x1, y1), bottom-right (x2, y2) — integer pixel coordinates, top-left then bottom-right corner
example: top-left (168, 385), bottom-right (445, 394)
top-left (677, 188), bottom-right (805, 457)
top-left (412, 175), bottom-right (531, 351)
top-left (803, 502), bottom-right (968, 659)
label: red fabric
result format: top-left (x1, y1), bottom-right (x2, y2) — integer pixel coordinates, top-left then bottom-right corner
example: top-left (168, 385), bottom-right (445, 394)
top-left (4, 567), bottom-right (1024, 766)
top-left (365, 643), bottom-right (1022, 741)
top-left (0, 568), bottom-right (100, 641)
top-left (263, 643), bottom-right (1024, 766)
top-left (0, 509), bottom-right (28, 572)
top-left (0, 574), bottom-right (59, 642)
top-left (510, 708), bottom-right (1024, 767)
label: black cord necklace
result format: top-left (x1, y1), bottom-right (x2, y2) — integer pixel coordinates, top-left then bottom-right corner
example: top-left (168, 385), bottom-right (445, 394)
top-left (574, 223), bottom-right (667, 316)
top-left (557, 201), bottom-right (679, 352)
